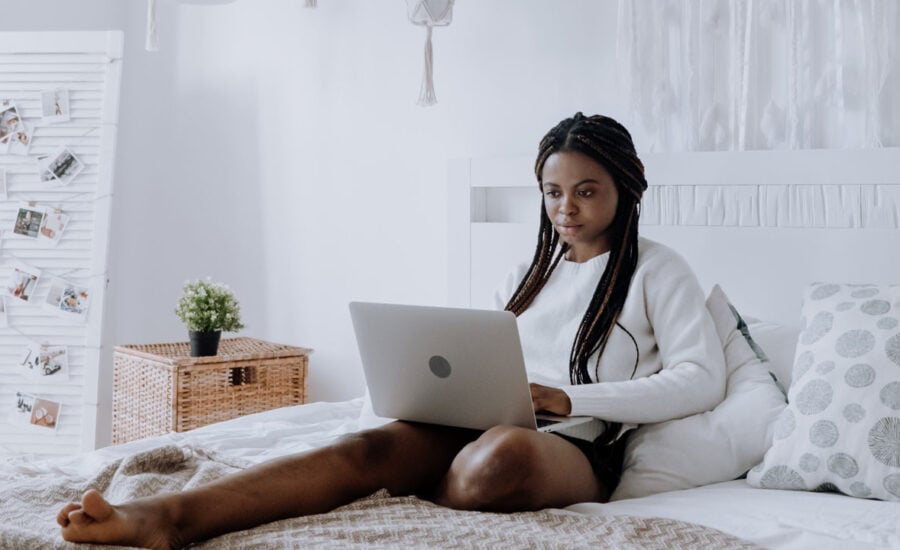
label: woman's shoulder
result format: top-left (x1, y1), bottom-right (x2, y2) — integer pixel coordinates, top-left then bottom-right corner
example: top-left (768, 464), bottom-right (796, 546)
top-left (636, 237), bottom-right (698, 279)
top-left (637, 236), bottom-right (687, 265)
top-left (492, 260), bottom-right (532, 309)
top-left (501, 260), bottom-right (532, 289)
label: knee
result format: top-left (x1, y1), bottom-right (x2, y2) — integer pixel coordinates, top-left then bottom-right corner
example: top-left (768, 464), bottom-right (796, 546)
top-left (335, 425), bottom-right (400, 472)
top-left (441, 426), bottom-right (539, 510)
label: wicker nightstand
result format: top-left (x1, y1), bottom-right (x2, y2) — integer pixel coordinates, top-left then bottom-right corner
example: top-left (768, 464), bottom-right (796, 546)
top-left (112, 337), bottom-right (311, 444)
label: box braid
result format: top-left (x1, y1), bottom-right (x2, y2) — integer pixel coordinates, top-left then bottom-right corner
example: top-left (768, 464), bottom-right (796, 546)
top-left (504, 113), bottom-right (648, 385)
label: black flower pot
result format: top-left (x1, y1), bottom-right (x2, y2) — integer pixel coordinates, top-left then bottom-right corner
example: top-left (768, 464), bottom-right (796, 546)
top-left (189, 330), bottom-right (221, 357)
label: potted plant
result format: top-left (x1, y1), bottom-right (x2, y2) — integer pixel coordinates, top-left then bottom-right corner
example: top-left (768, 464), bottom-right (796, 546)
top-left (175, 278), bottom-right (245, 356)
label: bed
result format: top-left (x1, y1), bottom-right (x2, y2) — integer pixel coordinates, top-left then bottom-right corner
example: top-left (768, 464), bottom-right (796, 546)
top-left (3, 149), bottom-right (900, 549)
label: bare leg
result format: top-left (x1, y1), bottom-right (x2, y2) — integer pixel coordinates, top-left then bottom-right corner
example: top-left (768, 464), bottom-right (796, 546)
top-left (57, 421), bottom-right (477, 549)
top-left (434, 426), bottom-right (604, 511)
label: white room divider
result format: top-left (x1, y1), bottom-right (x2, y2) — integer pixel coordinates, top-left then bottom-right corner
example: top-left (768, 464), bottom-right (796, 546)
top-left (0, 31), bottom-right (122, 456)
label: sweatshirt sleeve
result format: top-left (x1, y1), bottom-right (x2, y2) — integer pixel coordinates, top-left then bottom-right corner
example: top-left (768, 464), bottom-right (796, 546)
top-left (563, 249), bottom-right (727, 424)
top-left (492, 262), bottom-right (530, 311)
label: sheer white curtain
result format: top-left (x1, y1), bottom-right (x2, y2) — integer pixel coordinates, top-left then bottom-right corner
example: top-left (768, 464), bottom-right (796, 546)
top-left (617, 0), bottom-right (900, 151)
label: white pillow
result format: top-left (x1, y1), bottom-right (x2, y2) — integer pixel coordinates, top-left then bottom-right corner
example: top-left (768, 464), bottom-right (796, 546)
top-left (611, 285), bottom-right (787, 500)
top-left (747, 283), bottom-right (900, 501)
top-left (746, 317), bottom-right (800, 393)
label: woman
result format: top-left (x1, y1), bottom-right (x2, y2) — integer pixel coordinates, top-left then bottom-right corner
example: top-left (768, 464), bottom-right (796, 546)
top-left (57, 113), bottom-right (725, 549)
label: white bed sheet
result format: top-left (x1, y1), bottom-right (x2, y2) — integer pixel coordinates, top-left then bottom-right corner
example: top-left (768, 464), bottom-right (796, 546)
top-left (95, 398), bottom-right (368, 464)
top-left (12, 399), bottom-right (896, 550)
top-left (1, 400), bottom-right (365, 487)
top-left (574, 481), bottom-right (899, 549)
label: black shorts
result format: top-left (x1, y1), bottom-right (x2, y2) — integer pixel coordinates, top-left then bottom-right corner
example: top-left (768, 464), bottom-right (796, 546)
top-left (554, 429), bottom-right (632, 498)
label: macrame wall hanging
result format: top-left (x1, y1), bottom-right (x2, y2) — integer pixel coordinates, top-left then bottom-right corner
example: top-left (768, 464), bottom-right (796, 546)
top-left (406, 0), bottom-right (455, 106)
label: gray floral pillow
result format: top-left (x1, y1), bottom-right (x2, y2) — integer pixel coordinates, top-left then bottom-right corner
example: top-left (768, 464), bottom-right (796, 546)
top-left (747, 283), bottom-right (900, 501)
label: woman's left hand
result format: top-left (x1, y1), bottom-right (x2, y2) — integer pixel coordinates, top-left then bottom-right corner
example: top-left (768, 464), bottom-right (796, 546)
top-left (530, 383), bottom-right (572, 416)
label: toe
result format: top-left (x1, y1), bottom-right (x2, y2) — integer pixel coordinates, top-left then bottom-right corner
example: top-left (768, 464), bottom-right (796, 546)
top-left (57, 503), bottom-right (80, 527)
top-left (81, 489), bottom-right (114, 521)
top-left (68, 510), bottom-right (94, 526)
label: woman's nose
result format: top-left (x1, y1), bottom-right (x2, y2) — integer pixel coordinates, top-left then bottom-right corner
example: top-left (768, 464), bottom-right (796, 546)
top-left (559, 195), bottom-right (576, 215)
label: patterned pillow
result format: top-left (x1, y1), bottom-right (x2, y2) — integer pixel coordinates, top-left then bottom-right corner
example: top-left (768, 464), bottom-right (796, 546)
top-left (747, 283), bottom-right (900, 501)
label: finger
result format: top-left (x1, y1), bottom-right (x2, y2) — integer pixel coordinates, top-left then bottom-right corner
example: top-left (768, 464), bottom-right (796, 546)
top-left (57, 503), bottom-right (81, 526)
top-left (529, 385), bottom-right (543, 403)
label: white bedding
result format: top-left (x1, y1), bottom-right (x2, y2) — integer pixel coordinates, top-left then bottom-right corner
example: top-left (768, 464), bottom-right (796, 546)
top-left (583, 481), bottom-right (899, 549)
top-left (15, 398), bottom-right (893, 550)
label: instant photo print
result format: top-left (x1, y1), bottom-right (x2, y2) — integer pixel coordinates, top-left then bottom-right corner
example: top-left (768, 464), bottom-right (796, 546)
top-left (41, 89), bottom-right (70, 124)
top-left (5, 261), bottom-right (42, 303)
top-left (39, 145), bottom-right (84, 187)
top-left (39, 209), bottom-right (70, 245)
top-left (13, 203), bottom-right (44, 239)
top-left (7, 122), bottom-right (33, 155)
top-left (30, 397), bottom-right (61, 430)
top-left (20, 343), bottom-right (69, 380)
top-left (44, 277), bottom-right (64, 310)
top-left (45, 277), bottom-right (91, 321)
top-left (60, 283), bottom-right (91, 321)
top-left (10, 392), bottom-right (62, 431)
top-left (11, 391), bottom-right (35, 426)
top-left (0, 101), bottom-right (22, 147)
top-left (35, 154), bottom-right (48, 181)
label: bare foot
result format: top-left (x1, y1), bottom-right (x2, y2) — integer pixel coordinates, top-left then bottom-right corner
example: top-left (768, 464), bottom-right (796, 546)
top-left (57, 489), bottom-right (182, 550)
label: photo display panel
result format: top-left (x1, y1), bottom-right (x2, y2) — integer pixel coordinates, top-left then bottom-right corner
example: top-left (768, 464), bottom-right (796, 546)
top-left (0, 32), bottom-right (122, 456)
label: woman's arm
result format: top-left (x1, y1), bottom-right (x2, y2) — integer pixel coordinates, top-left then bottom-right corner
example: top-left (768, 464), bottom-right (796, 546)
top-left (562, 247), bottom-right (727, 424)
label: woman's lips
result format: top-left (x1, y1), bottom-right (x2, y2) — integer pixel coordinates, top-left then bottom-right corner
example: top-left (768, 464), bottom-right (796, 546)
top-left (556, 224), bottom-right (581, 235)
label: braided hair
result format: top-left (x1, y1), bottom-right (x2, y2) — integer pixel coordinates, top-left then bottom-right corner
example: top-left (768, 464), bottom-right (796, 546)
top-left (505, 113), bottom-right (648, 384)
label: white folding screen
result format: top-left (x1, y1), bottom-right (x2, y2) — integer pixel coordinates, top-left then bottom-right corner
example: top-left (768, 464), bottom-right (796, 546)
top-left (0, 32), bottom-right (122, 456)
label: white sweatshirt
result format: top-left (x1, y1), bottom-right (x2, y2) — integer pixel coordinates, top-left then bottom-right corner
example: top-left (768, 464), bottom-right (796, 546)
top-left (494, 237), bottom-right (725, 425)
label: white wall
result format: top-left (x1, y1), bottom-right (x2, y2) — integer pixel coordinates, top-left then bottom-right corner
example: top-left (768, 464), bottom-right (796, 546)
top-left (2, 1), bottom-right (623, 437)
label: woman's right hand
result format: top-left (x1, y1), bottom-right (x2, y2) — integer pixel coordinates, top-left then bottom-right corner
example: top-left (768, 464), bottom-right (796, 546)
top-left (529, 383), bottom-right (572, 416)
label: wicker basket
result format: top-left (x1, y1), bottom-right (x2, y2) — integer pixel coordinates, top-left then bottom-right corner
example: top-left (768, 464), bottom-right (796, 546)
top-left (112, 337), bottom-right (311, 444)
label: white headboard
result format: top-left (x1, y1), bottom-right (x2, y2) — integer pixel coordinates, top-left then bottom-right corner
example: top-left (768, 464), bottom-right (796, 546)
top-left (448, 149), bottom-right (900, 327)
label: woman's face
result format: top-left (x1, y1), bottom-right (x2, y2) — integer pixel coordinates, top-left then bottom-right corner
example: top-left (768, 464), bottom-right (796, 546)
top-left (541, 151), bottom-right (619, 263)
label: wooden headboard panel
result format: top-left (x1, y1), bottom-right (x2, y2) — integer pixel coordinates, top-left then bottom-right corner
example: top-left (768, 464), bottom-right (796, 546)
top-left (448, 149), bottom-right (900, 327)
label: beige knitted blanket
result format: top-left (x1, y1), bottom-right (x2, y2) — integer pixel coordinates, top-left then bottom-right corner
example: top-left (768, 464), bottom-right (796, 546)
top-left (0, 445), bottom-right (760, 549)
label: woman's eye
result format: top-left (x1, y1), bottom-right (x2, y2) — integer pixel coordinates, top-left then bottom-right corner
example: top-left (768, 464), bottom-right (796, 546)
top-left (578, 190), bottom-right (593, 197)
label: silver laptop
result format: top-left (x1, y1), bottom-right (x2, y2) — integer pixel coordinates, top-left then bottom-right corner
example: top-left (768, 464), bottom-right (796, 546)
top-left (349, 301), bottom-right (598, 434)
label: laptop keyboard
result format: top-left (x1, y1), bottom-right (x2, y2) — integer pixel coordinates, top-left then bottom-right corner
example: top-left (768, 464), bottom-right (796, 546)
top-left (536, 418), bottom-right (558, 429)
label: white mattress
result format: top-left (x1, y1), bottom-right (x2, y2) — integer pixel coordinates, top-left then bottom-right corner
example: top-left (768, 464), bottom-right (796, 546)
top-left (27, 399), bottom-right (899, 550)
